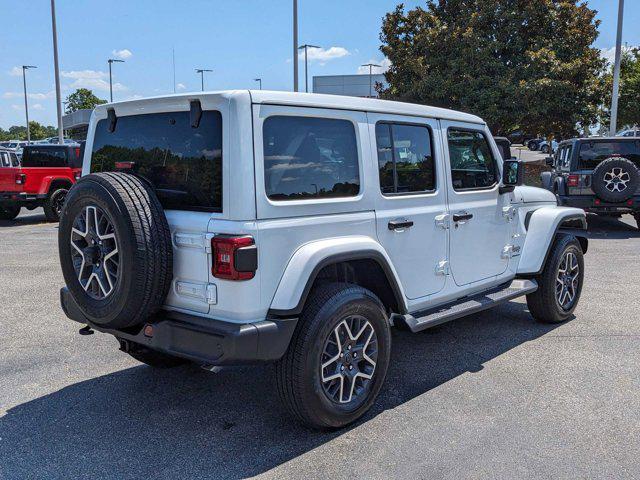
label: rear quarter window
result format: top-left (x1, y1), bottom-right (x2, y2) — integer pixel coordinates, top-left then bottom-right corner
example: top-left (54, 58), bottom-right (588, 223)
top-left (90, 111), bottom-right (223, 212)
top-left (263, 116), bottom-right (360, 201)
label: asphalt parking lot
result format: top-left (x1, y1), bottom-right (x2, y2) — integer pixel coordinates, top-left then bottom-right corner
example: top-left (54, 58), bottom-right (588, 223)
top-left (1, 208), bottom-right (639, 480)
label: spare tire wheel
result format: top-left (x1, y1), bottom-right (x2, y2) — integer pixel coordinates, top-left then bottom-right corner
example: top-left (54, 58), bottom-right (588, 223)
top-left (591, 157), bottom-right (639, 203)
top-left (58, 172), bottom-right (173, 329)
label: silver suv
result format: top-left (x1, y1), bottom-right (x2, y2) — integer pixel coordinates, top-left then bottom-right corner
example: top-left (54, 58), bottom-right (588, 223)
top-left (59, 91), bottom-right (588, 428)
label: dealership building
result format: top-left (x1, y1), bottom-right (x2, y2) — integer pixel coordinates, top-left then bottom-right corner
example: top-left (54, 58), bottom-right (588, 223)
top-left (312, 74), bottom-right (387, 98)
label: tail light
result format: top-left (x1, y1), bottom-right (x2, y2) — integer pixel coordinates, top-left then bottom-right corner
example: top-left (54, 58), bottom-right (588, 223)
top-left (15, 173), bottom-right (26, 185)
top-left (211, 235), bottom-right (257, 280)
top-left (74, 172), bottom-right (82, 181)
top-left (567, 174), bottom-right (579, 187)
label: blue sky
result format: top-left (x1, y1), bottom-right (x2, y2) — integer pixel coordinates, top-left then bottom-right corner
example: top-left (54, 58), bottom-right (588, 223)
top-left (0, 0), bottom-right (637, 129)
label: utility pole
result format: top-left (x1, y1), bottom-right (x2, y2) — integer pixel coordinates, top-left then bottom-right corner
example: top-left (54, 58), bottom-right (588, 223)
top-left (50, 0), bottom-right (63, 144)
top-left (254, 78), bottom-right (262, 90)
top-left (298, 44), bottom-right (320, 93)
top-left (195, 68), bottom-right (212, 91)
top-left (108, 58), bottom-right (125, 102)
top-left (361, 63), bottom-right (381, 98)
top-left (293, 0), bottom-right (298, 92)
top-left (610, 0), bottom-right (625, 136)
top-left (21, 66), bottom-right (37, 144)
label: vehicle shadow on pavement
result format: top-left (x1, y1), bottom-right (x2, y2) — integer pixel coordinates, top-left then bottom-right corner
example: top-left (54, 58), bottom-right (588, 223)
top-left (0, 302), bottom-right (566, 479)
top-left (0, 213), bottom-right (47, 227)
top-left (585, 214), bottom-right (639, 240)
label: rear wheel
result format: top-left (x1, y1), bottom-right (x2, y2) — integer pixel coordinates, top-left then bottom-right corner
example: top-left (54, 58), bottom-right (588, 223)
top-left (0, 204), bottom-right (20, 221)
top-left (527, 235), bottom-right (584, 323)
top-left (276, 283), bottom-right (391, 429)
top-left (634, 213), bottom-right (640, 230)
top-left (43, 188), bottom-right (69, 222)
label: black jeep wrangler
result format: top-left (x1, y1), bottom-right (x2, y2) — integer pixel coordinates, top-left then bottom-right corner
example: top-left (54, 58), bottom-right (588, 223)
top-left (541, 137), bottom-right (640, 229)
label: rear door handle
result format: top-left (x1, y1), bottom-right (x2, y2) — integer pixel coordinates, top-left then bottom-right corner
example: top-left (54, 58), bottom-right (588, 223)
top-left (388, 220), bottom-right (414, 231)
top-left (452, 212), bottom-right (473, 223)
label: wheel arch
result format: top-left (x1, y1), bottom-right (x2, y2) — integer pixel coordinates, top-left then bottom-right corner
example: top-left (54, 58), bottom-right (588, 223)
top-left (45, 177), bottom-right (73, 196)
top-left (518, 207), bottom-right (587, 276)
top-left (268, 237), bottom-right (407, 318)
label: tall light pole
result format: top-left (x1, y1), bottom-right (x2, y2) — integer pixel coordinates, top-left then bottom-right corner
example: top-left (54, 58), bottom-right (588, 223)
top-left (298, 44), bottom-right (320, 93)
top-left (293, 0), bottom-right (298, 92)
top-left (361, 63), bottom-right (381, 98)
top-left (195, 68), bottom-right (212, 91)
top-left (254, 78), bottom-right (262, 90)
top-left (107, 59), bottom-right (124, 102)
top-left (610, 0), bottom-right (625, 136)
top-left (50, 0), bottom-right (63, 144)
top-left (21, 65), bottom-right (37, 144)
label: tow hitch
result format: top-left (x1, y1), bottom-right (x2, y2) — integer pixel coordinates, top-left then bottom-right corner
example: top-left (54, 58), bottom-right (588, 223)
top-left (79, 325), bottom-right (94, 336)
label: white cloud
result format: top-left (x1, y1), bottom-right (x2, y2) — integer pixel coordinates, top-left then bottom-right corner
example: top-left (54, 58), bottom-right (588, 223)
top-left (32, 103), bottom-right (44, 110)
top-left (60, 70), bottom-right (126, 92)
top-left (600, 45), bottom-right (638, 65)
top-left (357, 58), bottom-right (391, 75)
top-left (2, 91), bottom-right (54, 100)
top-left (11, 104), bottom-right (22, 111)
top-left (8, 66), bottom-right (22, 76)
top-left (112, 49), bottom-right (133, 60)
top-left (299, 46), bottom-right (351, 65)
top-left (176, 83), bottom-right (186, 90)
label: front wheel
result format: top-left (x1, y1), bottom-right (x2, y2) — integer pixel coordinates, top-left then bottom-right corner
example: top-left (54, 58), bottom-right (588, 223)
top-left (276, 283), bottom-right (391, 429)
top-left (526, 235), bottom-right (584, 323)
top-left (43, 188), bottom-right (69, 222)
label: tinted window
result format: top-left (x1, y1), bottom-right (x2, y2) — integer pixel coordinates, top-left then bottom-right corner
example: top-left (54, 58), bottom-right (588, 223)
top-left (375, 123), bottom-right (435, 194)
top-left (447, 129), bottom-right (498, 190)
top-left (578, 141), bottom-right (640, 169)
top-left (91, 111), bottom-right (223, 212)
top-left (263, 116), bottom-right (359, 200)
top-left (22, 147), bottom-right (70, 167)
top-left (10, 153), bottom-right (19, 167)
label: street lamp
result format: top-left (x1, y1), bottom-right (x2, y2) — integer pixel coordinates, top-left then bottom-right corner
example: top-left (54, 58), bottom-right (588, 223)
top-left (107, 58), bottom-right (125, 102)
top-left (21, 65), bottom-right (37, 144)
top-left (298, 44), bottom-right (320, 93)
top-left (610, 0), bottom-right (625, 136)
top-left (293, 0), bottom-right (298, 92)
top-left (195, 68), bottom-right (213, 91)
top-left (361, 63), bottom-right (382, 98)
top-left (254, 78), bottom-right (262, 90)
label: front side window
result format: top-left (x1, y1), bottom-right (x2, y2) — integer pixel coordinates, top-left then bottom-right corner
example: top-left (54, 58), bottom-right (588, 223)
top-left (375, 122), bottom-right (435, 194)
top-left (263, 116), bottom-right (360, 200)
top-left (91, 111), bottom-right (223, 212)
top-left (447, 129), bottom-right (498, 190)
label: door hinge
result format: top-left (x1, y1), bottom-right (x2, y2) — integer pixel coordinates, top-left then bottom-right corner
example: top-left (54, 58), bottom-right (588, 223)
top-left (206, 283), bottom-right (218, 305)
top-left (501, 244), bottom-right (521, 259)
top-left (175, 281), bottom-right (218, 305)
top-left (435, 260), bottom-right (450, 276)
top-left (435, 213), bottom-right (450, 229)
top-left (502, 206), bottom-right (517, 222)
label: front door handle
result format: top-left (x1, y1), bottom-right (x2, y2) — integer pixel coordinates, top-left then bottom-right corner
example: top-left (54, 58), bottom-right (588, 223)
top-left (452, 212), bottom-right (473, 223)
top-left (388, 220), bottom-right (414, 231)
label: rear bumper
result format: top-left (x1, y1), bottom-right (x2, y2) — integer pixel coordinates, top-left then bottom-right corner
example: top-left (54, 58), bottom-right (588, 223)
top-left (0, 191), bottom-right (45, 203)
top-left (60, 287), bottom-right (297, 366)
top-left (557, 195), bottom-right (639, 214)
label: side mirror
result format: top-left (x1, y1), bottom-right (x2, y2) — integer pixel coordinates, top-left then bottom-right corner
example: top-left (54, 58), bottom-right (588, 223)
top-left (545, 156), bottom-right (554, 167)
top-left (499, 159), bottom-right (524, 194)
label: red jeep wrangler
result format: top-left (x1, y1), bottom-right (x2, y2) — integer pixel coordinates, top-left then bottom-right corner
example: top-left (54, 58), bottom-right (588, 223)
top-left (0, 144), bottom-right (83, 221)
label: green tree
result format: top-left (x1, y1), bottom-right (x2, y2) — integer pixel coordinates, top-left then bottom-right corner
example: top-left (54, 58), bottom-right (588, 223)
top-left (616, 47), bottom-right (640, 129)
top-left (65, 88), bottom-right (107, 113)
top-left (379, 1), bottom-right (607, 138)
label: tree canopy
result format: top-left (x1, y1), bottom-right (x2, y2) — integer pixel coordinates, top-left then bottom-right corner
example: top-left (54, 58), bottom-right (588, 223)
top-left (0, 122), bottom-right (58, 141)
top-left (379, 0), bottom-right (607, 138)
top-left (65, 88), bottom-right (107, 113)
top-left (615, 48), bottom-right (640, 129)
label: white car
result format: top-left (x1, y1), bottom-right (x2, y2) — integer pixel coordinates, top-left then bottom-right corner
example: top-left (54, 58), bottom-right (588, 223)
top-left (58, 91), bottom-right (588, 429)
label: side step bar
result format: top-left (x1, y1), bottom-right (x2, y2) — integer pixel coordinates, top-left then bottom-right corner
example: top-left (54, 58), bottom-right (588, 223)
top-left (397, 279), bottom-right (538, 333)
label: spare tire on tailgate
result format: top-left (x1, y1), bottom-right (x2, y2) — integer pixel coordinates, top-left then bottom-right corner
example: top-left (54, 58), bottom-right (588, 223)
top-left (591, 157), bottom-right (639, 203)
top-left (58, 172), bottom-right (173, 329)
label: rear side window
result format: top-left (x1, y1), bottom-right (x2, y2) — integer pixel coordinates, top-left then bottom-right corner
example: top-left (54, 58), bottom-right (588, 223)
top-left (10, 153), bottom-right (19, 167)
top-left (375, 122), bottom-right (436, 194)
top-left (21, 147), bottom-right (70, 167)
top-left (447, 129), bottom-right (498, 190)
top-left (91, 111), bottom-right (223, 212)
top-left (578, 141), bottom-right (640, 169)
top-left (263, 116), bottom-right (360, 200)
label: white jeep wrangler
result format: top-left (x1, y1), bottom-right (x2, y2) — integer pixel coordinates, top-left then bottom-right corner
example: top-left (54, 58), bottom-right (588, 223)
top-left (59, 91), bottom-right (587, 429)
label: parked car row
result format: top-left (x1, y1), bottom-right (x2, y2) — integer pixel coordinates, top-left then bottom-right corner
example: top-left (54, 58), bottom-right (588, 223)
top-left (0, 143), bottom-right (83, 221)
